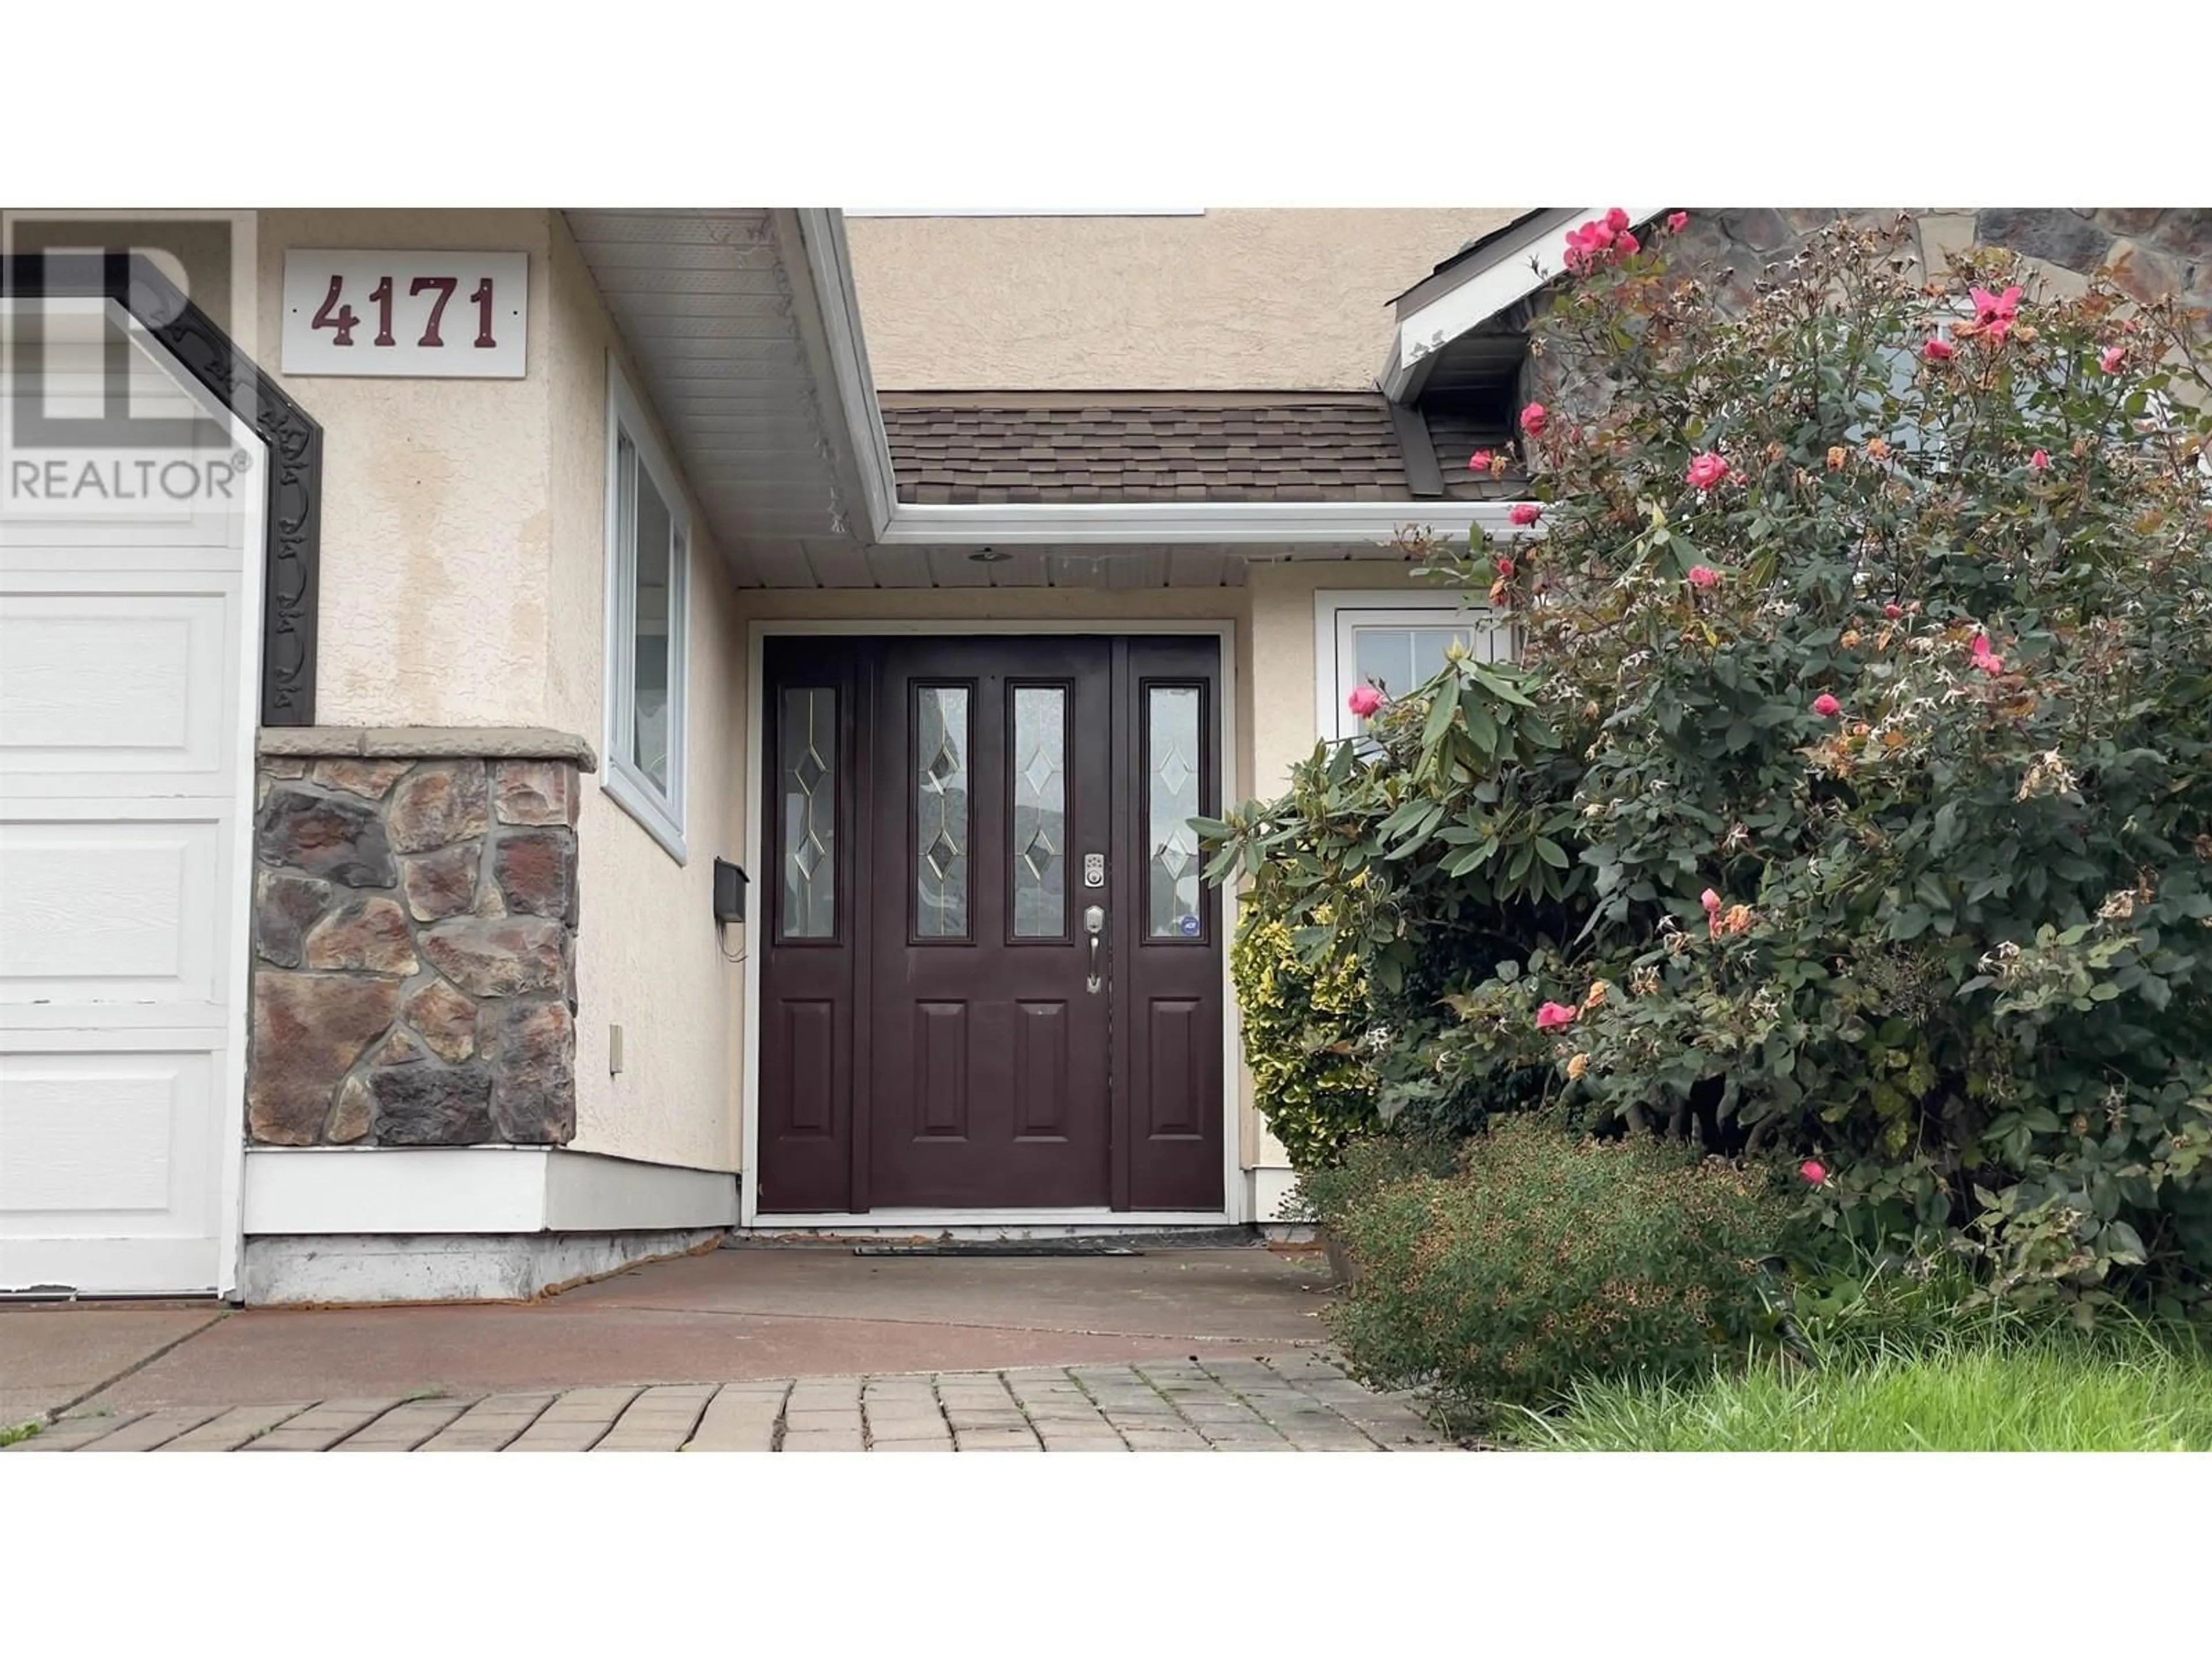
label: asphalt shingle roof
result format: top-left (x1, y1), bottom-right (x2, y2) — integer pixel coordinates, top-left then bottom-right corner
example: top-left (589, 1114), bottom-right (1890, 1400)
top-left (881, 392), bottom-right (1416, 503)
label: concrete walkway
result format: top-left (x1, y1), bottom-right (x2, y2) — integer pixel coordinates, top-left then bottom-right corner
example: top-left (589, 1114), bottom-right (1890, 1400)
top-left (2, 1244), bottom-right (1455, 1452)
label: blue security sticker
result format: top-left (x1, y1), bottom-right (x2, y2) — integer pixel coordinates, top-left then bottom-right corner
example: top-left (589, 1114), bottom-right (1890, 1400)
top-left (1179, 914), bottom-right (1201, 937)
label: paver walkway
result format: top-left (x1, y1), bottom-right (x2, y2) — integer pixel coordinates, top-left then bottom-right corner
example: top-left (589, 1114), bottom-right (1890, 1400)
top-left (6, 1352), bottom-right (1453, 1453)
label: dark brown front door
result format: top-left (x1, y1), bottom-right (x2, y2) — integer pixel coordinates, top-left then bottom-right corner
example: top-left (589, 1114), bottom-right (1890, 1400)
top-left (757, 634), bottom-right (1222, 1214)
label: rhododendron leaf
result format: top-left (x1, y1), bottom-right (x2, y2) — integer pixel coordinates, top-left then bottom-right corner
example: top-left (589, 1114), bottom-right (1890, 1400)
top-left (1419, 689), bottom-right (1456, 752)
top-left (1465, 698), bottom-right (1498, 755)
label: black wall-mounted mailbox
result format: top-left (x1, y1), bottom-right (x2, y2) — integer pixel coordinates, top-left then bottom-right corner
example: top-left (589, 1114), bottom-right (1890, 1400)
top-left (713, 859), bottom-right (748, 925)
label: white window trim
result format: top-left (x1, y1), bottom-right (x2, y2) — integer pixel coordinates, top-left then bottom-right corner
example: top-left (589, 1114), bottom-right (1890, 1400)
top-left (601, 355), bottom-right (691, 865)
top-left (1313, 590), bottom-right (1511, 743)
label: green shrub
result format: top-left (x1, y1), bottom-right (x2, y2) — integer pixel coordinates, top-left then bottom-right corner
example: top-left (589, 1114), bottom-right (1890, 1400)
top-left (1230, 910), bottom-right (1378, 1173)
top-left (1292, 1130), bottom-right (1455, 1231)
top-left (1203, 215), bottom-right (2212, 1310)
top-left (1327, 1116), bottom-right (1788, 1422)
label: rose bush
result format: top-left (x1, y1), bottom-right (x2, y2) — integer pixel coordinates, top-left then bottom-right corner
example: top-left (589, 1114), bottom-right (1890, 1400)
top-left (1203, 215), bottom-right (2212, 1311)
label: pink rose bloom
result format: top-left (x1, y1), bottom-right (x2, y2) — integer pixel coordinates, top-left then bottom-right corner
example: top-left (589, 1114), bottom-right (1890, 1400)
top-left (1508, 502), bottom-right (1542, 527)
top-left (1970, 284), bottom-right (2022, 344)
top-left (1605, 207), bottom-right (1630, 233)
top-left (1495, 556), bottom-right (1516, 578)
top-left (1685, 450), bottom-right (1729, 490)
top-left (1346, 684), bottom-right (1384, 718)
top-left (2101, 345), bottom-right (2126, 373)
top-left (1812, 694), bottom-right (1842, 718)
top-left (1468, 449), bottom-right (1493, 471)
top-left (1969, 632), bottom-right (1991, 657)
top-left (1923, 336), bottom-right (1956, 362)
top-left (1800, 1160), bottom-right (1828, 1186)
top-left (1667, 211), bottom-right (1689, 233)
top-left (2031, 449), bottom-right (2050, 469)
top-left (1687, 564), bottom-right (1719, 589)
top-left (1883, 603), bottom-right (1903, 619)
top-left (1535, 1001), bottom-right (1578, 1031)
top-left (1520, 402), bottom-right (1549, 436)
top-left (1700, 888), bottom-right (1722, 915)
top-left (1974, 651), bottom-right (2004, 676)
top-left (1563, 222), bottom-right (1613, 272)
top-left (1615, 230), bottom-right (1639, 256)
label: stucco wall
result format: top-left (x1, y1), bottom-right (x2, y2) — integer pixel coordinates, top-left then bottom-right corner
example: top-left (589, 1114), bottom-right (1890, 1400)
top-left (254, 211), bottom-right (557, 728)
top-left (545, 215), bottom-right (747, 1174)
top-left (847, 210), bottom-right (1522, 391)
top-left (244, 210), bottom-right (746, 1173)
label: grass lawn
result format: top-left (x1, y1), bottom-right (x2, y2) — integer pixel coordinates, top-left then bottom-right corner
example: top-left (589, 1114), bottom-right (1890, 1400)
top-left (1505, 1331), bottom-right (2212, 1452)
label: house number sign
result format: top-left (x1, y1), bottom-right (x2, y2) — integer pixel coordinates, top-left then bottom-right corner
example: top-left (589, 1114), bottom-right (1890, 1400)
top-left (281, 250), bottom-right (528, 378)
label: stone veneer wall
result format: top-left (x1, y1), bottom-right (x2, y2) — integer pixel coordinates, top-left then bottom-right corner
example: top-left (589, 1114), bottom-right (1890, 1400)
top-left (246, 728), bottom-right (593, 1147)
top-left (1525, 207), bottom-right (2212, 421)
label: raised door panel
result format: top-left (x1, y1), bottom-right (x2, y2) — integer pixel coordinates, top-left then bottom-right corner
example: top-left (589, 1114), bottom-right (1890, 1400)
top-left (0, 816), bottom-right (225, 1010)
top-left (0, 571), bottom-right (241, 799)
top-left (0, 1040), bottom-right (225, 1294)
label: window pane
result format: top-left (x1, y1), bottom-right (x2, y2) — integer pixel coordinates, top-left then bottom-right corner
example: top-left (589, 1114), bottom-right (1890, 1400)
top-left (1351, 628), bottom-right (1414, 702)
top-left (779, 687), bottom-right (835, 939)
top-left (630, 460), bottom-right (675, 792)
top-left (1147, 686), bottom-right (1202, 940)
top-left (915, 685), bottom-right (971, 938)
top-left (1408, 626), bottom-right (1477, 683)
top-left (1011, 687), bottom-right (1067, 938)
top-left (1351, 624), bottom-right (1476, 704)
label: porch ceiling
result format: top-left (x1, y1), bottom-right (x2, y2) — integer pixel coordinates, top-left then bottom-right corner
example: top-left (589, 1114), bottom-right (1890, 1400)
top-left (563, 209), bottom-right (873, 584)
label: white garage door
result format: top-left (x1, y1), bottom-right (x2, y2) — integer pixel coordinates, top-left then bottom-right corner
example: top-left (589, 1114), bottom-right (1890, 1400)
top-left (0, 298), bottom-right (260, 1297)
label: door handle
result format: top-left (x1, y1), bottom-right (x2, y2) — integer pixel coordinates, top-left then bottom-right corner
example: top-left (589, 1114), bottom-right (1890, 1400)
top-left (1084, 905), bottom-right (1105, 993)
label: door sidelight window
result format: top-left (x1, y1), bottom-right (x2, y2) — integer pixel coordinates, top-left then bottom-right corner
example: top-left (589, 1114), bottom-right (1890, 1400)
top-left (914, 684), bottom-right (972, 938)
top-left (1146, 684), bottom-right (1203, 940)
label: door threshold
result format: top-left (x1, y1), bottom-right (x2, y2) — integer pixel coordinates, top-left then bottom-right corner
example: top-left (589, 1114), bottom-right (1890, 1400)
top-left (740, 1210), bottom-right (1238, 1240)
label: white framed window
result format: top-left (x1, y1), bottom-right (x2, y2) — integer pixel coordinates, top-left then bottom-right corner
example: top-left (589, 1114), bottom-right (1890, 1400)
top-left (602, 358), bottom-right (691, 863)
top-left (1314, 590), bottom-right (1511, 742)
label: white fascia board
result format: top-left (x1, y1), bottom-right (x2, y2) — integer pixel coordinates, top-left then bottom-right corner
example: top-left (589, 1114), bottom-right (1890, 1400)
top-left (1381, 206), bottom-right (1666, 401)
top-left (796, 207), bottom-right (897, 542)
top-left (875, 499), bottom-right (1540, 548)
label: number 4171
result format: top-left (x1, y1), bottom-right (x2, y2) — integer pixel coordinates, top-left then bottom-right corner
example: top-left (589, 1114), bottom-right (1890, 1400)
top-left (311, 273), bottom-right (500, 350)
